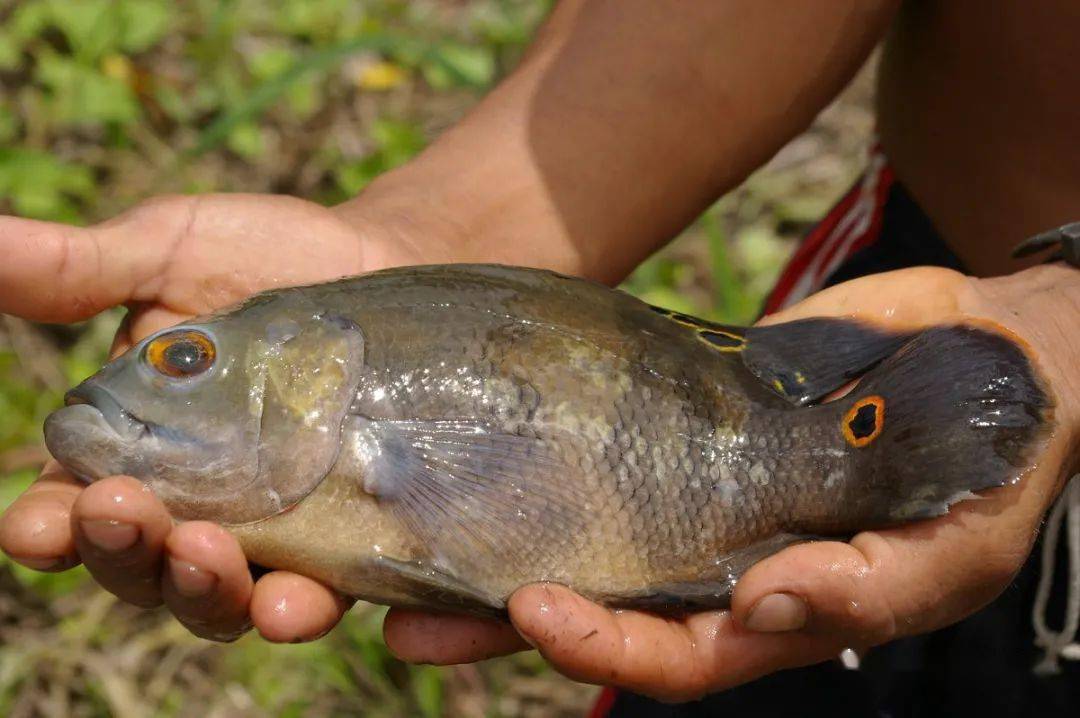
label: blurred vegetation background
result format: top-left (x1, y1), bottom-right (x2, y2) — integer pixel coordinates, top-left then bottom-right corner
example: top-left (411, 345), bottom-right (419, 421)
top-left (0, 1), bottom-right (875, 715)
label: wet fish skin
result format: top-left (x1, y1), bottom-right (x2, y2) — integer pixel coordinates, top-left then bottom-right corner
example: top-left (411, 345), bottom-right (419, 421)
top-left (43, 265), bottom-right (1053, 615)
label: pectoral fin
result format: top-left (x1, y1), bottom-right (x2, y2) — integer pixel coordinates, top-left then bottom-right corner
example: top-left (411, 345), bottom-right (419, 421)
top-left (344, 416), bottom-right (589, 578)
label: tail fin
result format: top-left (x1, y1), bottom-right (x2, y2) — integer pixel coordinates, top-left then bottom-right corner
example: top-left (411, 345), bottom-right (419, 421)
top-left (835, 324), bottom-right (1053, 526)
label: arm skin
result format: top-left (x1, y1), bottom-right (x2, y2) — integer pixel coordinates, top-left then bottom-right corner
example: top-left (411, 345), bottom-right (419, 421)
top-left (341, 0), bottom-right (900, 283)
top-left (6, 0), bottom-right (1076, 701)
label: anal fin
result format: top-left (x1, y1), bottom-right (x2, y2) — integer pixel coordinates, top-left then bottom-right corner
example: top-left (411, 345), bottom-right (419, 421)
top-left (600, 533), bottom-right (821, 613)
top-left (371, 555), bottom-right (506, 617)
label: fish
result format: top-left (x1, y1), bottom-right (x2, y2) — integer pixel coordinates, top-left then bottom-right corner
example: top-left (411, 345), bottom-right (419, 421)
top-left (43, 264), bottom-right (1054, 616)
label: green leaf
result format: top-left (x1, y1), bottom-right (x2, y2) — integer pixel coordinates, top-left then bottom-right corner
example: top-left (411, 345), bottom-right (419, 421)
top-left (35, 53), bottom-right (139, 126)
top-left (410, 666), bottom-right (444, 718)
top-left (42, 0), bottom-right (120, 63)
top-left (0, 104), bottom-right (18, 143)
top-left (703, 211), bottom-right (756, 324)
top-left (8, 1), bottom-right (51, 43)
top-left (0, 148), bottom-right (94, 222)
top-left (153, 83), bottom-right (194, 123)
top-left (226, 122), bottom-right (265, 159)
top-left (0, 31), bottom-right (21, 70)
top-left (333, 156), bottom-right (384, 196)
top-left (249, 47), bottom-right (299, 82)
top-left (0, 470), bottom-right (35, 514)
top-left (118, 0), bottom-right (174, 53)
top-left (371, 118), bottom-right (426, 165)
top-left (188, 33), bottom-right (422, 159)
top-left (422, 43), bottom-right (495, 89)
top-left (472, 0), bottom-right (548, 46)
top-left (333, 118), bottom-right (426, 195)
top-left (276, 0), bottom-right (355, 41)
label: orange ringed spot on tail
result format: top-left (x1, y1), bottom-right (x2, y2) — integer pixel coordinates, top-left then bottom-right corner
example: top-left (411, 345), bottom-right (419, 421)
top-left (843, 395), bottom-right (885, 447)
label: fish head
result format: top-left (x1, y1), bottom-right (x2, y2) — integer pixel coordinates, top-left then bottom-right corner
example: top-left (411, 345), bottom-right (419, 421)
top-left (44, 294), bottom-right (366, 524)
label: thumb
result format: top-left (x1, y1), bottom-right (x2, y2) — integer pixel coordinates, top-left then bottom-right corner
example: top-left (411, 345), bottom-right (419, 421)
top-left (0, 203), bottom-right (182, 322)
top-left (757, 266), bottom-right (972, 328)
top-left (729, 508), bottom-right (1033, 648)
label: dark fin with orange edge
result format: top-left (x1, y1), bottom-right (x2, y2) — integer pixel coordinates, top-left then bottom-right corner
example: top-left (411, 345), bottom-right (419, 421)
top-left (740, 319), bottom-right (915, 406)
top-left (829, 324), bottom-right (1053, 527)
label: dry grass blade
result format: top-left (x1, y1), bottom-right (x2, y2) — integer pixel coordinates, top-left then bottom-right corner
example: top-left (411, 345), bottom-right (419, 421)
top-left (0, 317), bottom-right (67, 394)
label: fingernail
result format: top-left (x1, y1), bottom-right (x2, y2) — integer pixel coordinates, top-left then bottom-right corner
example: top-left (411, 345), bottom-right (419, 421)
top-left (169, 557), bottom-right (218, 598)
top-left (744, 593), bottom-right (808, 632)
top-left (80, 519), bottom-right (139, 553)
top-left (12, 555), bottom-right (63, 571)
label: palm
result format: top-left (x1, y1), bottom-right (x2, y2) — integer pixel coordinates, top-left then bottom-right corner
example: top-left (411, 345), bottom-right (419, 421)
top-left (0, 193), bottom-right (421, 643)
top-left (100, 195), bottom-right (418, 346)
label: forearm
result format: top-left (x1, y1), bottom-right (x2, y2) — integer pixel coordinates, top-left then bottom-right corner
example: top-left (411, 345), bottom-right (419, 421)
top-left (337, 0), bottom-right (899, 283)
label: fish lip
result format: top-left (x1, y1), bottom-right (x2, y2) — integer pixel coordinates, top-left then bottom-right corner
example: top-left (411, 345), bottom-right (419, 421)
top-left (64, 384), bottom-right (148, 442)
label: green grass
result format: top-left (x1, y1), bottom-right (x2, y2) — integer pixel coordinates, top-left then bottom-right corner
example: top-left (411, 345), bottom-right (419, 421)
top-left (0, 0), bottom-right (868, 714)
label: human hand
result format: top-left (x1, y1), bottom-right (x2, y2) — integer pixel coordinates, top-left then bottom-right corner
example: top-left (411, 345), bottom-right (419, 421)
top-left (383, 265), bottom-right (1080, 701)
top-left (0, 193), bottom-right (426, 642)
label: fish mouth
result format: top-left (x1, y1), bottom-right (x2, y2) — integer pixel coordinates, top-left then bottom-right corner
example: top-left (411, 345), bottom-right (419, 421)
top-left (64, 384), bottom-right (149, 442)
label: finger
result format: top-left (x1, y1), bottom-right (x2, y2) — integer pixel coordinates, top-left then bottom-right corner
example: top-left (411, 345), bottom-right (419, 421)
top-left (0, 198), bottom-right (199, 322)
top-left (251, 571), bottom-right (352, 643)
top-left (161, 521), bottom-right (254, 642)
top-left (0, 217), bottom-right (133, 321)
top-left (71, 476), bottom-right (173, 608)
top-left (507, 583), bottom-right (837, 702)
top-left (730, 414), bottom-right (1072, 645)
top-left (383, 608), bottom-right (529, 664)
top-left (760, 266), bottom-right (973, 328)
top-left (0, 461), bottom-right (83, 571)
top-left (731, 499), bottom-right (1038, 648)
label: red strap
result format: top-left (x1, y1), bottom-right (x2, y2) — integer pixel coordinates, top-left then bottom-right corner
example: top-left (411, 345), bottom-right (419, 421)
top-left (588, 686), bottom-right (619, 718)
top-left (762, 147), bottom-right (893, 316)
top-left (762, 179), bottom-right (862, 315)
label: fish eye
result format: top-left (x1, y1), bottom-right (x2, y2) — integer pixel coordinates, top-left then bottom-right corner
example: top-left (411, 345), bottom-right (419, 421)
top-left (144, 330), bottom-right (216, 379)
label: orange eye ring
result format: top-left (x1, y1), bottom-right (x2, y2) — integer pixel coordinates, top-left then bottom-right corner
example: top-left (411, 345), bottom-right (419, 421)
top-left (145, 330), bottom-right (216, 378)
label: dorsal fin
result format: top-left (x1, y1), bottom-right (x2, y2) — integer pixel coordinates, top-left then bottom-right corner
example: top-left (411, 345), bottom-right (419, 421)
top-left (741, 319), bottom-right (915, 405)
top-left (649, 305), bottom-right (913, 406)
top-left (647, 305), bottom-right (747, 352)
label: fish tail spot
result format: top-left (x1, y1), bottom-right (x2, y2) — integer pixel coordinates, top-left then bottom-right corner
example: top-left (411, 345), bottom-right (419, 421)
top-left (842, 395), bottom-right (885, 447)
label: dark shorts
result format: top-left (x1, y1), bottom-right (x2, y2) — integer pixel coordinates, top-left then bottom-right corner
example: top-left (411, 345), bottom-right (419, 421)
top-left (597, 150), bottom-right (1080, 718)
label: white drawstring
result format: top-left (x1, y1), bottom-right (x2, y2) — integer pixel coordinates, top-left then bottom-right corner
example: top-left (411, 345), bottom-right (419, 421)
top-left (1032, 474), bottom-right (1080, 675)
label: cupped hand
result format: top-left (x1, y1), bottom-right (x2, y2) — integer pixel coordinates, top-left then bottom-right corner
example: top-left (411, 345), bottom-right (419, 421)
top-left (0, 193), bottom-right (423, 642)
top-left (384, 265), bottom-right (1080, 701)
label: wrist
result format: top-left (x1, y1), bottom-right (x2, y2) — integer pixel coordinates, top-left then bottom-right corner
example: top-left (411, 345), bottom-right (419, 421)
top-left (332, 169), bottom-right (469, 270)
top-left (333, 160), bottom-right (595, 280)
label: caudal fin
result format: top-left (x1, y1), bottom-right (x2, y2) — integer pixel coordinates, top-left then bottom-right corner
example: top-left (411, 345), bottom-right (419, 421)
top-left (836, 324), bottom-right (1053, 526)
